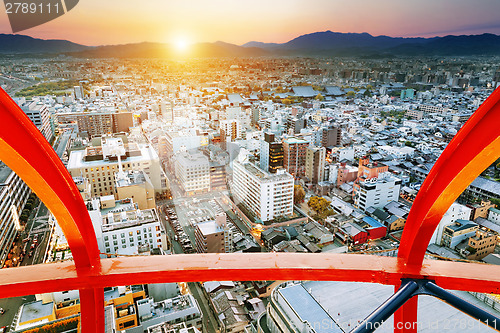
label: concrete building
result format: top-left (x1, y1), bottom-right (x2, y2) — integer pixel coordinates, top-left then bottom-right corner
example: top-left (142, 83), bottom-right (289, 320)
top-left (194, 214), bottom-right (232, 253)
top-left (458, 229), bottom-right (497, 260)
top-left (89, 198), bottom-right (166, 255)
top-left (430, 202), bottom-right (472, 245)
top-left (220, 119), bottom-right (242, 141)
top-left (353, 173), bottom-right (401, 211)
top-left (260, 133), bottom-right (283, 174)
top-left (115, 170), bottom-right (156, 210)
top-left (305, 146), bottom-right (326, 184)
top-left (357, 158), bottom-right (388, 180)
top-left (19, 100), bottom-right (53, 141)
top-left (233, 161), bottom-right (294, 223)
top-left (283, 137), bottom-right (309, 178)
top-left (57, 111), bottom-right (133, 138)
top-left (0, 163), bottom-right (31, 267)
top-left (174, 152), bottom-right (210, 195)
top-left (320, 126), bottom-right (342, 147)
top-left (442, 220), bottom-right (479, 249)
top-left (67, 135), bottom-right (166, 197)
top-left (130, 294), bottom-right (203, 333)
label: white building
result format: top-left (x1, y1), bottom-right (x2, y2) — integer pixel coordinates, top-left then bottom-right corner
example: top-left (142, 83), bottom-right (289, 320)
top-left (18, 100), bottom-right (53, 141)
top-left (175, 152), bottom-right (210, 195)
top-left (132, 294), bottom-right (203, 333)
top-left (488, 208), bottom-right (500, 224)
top-left (430, 202), bottom-right (472, 245)
top-left (89, 197), bottom-right (166, 256)
top-left (220, 119), bottom-right (242, 141)
top-left (353, 173), bottom-right (402, 211)
top-left (67, 135), bottom-right (166, 197)
top-left (232, 161), bottom-right (294, 223)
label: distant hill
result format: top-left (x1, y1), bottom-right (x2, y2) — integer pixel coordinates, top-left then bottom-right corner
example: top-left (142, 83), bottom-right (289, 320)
top-left (241, 31), bottom-right (500, 56)
top-left (67, 40), bottom-right (269, 58)
top-left (0, 34), bottom-right (89, 53)
top-left (1, 32), bottom-right (499, 57)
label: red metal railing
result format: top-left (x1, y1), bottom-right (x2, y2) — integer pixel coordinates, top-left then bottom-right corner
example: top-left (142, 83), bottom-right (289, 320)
top-left (0, 86), bottom-right (499, 332)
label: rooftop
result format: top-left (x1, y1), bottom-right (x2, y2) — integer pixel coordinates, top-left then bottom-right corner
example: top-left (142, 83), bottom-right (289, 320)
top-left (278, 283), bottom-right (343, 333)
top-left (197, 220), bottom-right (224, 236)
top-left (19, 300), bottom-right (54, 324)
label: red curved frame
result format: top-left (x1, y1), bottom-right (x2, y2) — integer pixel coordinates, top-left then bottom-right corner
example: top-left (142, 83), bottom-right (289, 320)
top-left (0, 86), bottom-right (499, 333)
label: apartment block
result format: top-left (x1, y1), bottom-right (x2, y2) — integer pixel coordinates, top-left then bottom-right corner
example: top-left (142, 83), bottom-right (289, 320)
top-left (353, 173), bottom-right (401, 211)
top-left (260, 132), bottom-right (283, 174)
top-left (174, 152), bottom-right (210, 195)
top-left (232, 161), bottom-right (294, 223)
top-left (305, 146), bottom-right (326, 184)
top-left (283, 137), bottom-right (309, 177)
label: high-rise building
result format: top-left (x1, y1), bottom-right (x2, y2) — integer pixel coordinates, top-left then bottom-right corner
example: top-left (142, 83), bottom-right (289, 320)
top-left (0, 163), bottom-right (31, 267)
top-left (175, 151), bottom-right (210, 195)
top-left (305, 146), bottom-right (326, 184)
top-left (233, 160), bottom-right (294, 224)
top-left (321, 126), bottom-right (342, 147)
top-left (74, 85), bottom-right (84, 100)
top-left (220, 119), bottom-right (241, 142)
top-left (18, 100), bottom-right (53, 142)
top-left (353, 173), bottom-right (401, 211)
top-left (283, 137), bottom-right (309, 177)
top-left (260, 133), bottom-right (283, 174)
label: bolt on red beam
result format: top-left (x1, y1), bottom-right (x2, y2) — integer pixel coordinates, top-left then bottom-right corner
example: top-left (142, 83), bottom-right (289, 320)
top-left (0, 88), bottom-right (101, 272)
top-left (398, 86), bottom-right (500, 267)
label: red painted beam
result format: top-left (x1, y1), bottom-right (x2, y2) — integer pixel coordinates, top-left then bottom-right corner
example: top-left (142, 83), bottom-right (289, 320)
top-left (1, 254), bottom-right (500, 300)
top-left (398, 87), bottom-right (500, 267)
top-left (80, 288), bottom-right (104, 332)
top-left (0, 88), bottom-right (101, 272)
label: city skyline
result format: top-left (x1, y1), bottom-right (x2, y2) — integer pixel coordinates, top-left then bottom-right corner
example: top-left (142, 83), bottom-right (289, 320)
top-left (1, 0), bottom-right (500, 46)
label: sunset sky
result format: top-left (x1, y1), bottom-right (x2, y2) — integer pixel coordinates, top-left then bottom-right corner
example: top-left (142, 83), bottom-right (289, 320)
top-left (1, 0), bottom-right (500, 46)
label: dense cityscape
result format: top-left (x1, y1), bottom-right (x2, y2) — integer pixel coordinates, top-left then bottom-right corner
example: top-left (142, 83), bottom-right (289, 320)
top-left (0, 47), bottom-right (500, 333)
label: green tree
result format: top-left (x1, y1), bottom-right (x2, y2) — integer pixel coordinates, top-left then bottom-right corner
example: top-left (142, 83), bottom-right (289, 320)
top-left (294, 185), bottom-right (306, 204)
top-left (346, 91), bottom-right (356, 98)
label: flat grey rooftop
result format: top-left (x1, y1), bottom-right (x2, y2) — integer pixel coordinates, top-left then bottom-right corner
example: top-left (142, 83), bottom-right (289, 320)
top-left (304, 280), bottom-right (500, 332)
top-left (279, 283), bottom-right (343, 333)
top-left (19, 300), bottom-right (54, 324)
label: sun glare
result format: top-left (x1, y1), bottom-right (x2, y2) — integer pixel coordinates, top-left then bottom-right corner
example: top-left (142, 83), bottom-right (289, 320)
top-left (174, 38), bottom-right (189, 52)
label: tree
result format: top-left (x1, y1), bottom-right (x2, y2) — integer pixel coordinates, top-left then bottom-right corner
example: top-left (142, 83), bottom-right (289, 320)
top-left (315, 93), bottom-right (324, 101)
top-left (294, 185), bottom-right (305, 204)
top-left (307, 196), bottom-right (331, 215)
top-left (346, 91), bottom-right (356, 98)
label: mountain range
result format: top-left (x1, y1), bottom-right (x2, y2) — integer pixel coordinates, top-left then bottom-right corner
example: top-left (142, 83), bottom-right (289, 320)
top-left (1, 31), bottom-right (500, 57)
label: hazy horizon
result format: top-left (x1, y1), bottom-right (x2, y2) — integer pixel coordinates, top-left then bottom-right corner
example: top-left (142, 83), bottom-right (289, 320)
top-left (1, 0), bottom-right (500, 46)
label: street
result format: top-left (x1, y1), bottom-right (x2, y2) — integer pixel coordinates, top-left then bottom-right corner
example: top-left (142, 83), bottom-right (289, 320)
top-left (188, 282), bottom-right (219, 333)
top-left (0, 202), bottom-right (51, 331)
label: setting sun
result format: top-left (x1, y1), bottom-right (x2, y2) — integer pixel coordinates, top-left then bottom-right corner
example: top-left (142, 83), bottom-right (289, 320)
top-left (174, 37), bottom-right (189, 52)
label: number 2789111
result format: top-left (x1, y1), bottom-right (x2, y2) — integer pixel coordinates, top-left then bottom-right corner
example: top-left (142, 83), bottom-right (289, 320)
top-left (5, 2), bottom-right (61, 14)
